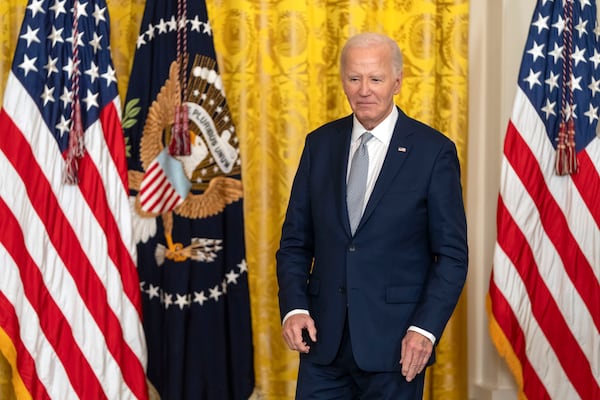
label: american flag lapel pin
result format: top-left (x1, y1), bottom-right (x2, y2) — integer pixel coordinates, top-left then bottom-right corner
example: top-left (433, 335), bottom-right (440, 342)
top-left (398, 146), bottom-right (407, 153)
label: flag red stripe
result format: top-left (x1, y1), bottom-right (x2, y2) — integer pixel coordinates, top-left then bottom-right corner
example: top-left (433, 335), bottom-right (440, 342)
top-left (0, 292), bottom-right (51, 400)
top-left (504, 121), bottom-right (600, 329)
top-left (571, 149), bottom-right (600, 226)
top-left (99, 101), bottom-right (129, 190)
top-left (0, 196), bottom-right (105, 398)
top-left (140, 173), bottom-right (168, 208)
top-left (496, 197), bottom-right (599, 399)
top-left (488, 277), bottom-right (550, 400)
top-left (0, 114), bottom-right (143, 398)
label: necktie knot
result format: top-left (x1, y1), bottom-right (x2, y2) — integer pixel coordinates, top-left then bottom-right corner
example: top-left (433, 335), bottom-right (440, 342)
top-left (359, 131), bottom-right (373, 148)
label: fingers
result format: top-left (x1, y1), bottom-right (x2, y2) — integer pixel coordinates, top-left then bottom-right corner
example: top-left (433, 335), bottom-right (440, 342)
top-left (400, 331), bottom-right (432, 382)
top-left (282, 314), bottom-right (317, 354)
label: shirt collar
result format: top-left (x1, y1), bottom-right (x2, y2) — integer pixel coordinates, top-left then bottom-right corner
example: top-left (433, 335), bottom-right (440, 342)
top-left (351, 106), bottom-right (398, 146)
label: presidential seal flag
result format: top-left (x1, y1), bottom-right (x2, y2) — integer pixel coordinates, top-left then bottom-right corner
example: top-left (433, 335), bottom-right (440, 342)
top-left (123, 0), bottom-right (255, 398)
top-left (0, 0), bottom-right (148, 398)
top-left (489, 0), bottom-right (600, 399)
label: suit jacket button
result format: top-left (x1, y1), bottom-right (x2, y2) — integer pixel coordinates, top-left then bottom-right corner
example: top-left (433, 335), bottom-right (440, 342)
top-left (349, 244), bottom-right (355, 252)
top-left (338, 286), bottom-right (346, 293)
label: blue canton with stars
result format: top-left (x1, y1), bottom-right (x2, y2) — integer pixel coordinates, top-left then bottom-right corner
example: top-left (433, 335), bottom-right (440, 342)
top-left (12, 0), bottom-right (118, 153)
top-left (519, 0), bottom-right (600, 152)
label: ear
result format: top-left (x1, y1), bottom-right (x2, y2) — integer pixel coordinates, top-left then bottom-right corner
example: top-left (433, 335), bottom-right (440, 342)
top-left (394, 71), bottom-right (403, 95)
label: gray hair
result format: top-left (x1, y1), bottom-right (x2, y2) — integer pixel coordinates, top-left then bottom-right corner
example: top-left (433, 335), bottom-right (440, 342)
top-left (340, 32), bottom-right (403, 75)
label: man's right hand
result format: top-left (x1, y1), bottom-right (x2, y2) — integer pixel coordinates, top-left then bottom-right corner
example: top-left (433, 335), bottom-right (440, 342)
top-left (282, 313), bottom-right (317, 353)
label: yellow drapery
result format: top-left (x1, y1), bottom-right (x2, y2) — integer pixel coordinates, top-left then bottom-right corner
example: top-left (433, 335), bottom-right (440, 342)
top-left (0, 1), bottom-right (468, 399)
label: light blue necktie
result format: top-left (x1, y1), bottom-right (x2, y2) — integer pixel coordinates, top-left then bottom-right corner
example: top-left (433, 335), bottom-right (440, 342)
top-left (347, 132), bottom-right (372, 234)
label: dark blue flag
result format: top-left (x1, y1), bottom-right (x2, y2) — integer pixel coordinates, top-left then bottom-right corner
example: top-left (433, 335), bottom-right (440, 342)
top-left (122, 0), bottom-right (254, 398)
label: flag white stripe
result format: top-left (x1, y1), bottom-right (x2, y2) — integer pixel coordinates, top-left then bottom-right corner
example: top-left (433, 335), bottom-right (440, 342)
top-left (510, 88), bottom-right (600, 270)
top-left (0, 244), bottom-right (78, 400)
top-left (500, 156), bottom-right (600, 374)
top-left (493, 246), bottom-right (581, 400)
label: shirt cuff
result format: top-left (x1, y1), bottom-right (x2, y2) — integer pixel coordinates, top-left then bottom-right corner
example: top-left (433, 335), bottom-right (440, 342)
top-left (408, 326), bottom-right (436, 345)
top-left (282, 309), bottom-right (309, 325)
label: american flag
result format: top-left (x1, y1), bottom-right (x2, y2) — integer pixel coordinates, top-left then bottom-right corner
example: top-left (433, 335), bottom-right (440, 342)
top-left (0, 0), bottom-right (148, 399)
top-left (489, 0), bottom-right (600, 399)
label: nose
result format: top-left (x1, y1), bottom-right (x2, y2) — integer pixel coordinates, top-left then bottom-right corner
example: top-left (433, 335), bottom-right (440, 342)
top-left (358, 80), bottom-right (371, 96)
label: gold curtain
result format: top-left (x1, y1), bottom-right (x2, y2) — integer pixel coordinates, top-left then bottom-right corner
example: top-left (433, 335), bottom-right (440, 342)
top-left (0, 1), bottom-right (469, 399)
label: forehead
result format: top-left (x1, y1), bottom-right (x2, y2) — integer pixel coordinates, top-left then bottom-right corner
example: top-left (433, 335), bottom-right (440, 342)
top-left (343, 44), bottom-right (393, 71)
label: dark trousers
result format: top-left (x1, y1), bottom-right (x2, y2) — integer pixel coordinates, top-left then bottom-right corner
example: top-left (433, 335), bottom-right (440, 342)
top-left (296, 318), bottom-right (425, 399)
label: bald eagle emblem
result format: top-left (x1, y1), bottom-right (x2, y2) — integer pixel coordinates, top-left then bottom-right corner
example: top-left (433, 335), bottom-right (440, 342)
top-left (127, 55), bottom-right (243, 264)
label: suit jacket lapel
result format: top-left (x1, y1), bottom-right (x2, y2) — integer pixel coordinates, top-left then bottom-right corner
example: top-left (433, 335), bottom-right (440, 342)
top-left (359, 108), bottom-right (414, 229)
top-left (331, 116), bottom-right (354, 236)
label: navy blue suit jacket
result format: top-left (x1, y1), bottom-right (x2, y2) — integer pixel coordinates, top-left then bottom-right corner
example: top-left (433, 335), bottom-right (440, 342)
top-left (276, 107), bottom-right (468, 371)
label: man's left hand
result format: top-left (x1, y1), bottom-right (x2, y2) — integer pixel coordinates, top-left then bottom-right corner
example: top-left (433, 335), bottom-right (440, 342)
top-left (400, 330), bottom-right (433, 382)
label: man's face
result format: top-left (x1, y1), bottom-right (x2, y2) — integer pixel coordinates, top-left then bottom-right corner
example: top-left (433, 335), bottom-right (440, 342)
top-left (341, 44), bottom-right (402, 131)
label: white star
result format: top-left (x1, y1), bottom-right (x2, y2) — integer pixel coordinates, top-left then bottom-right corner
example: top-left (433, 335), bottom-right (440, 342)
top-left (545, 71), bottom-right (560, 92)
top-left (590, 49), bottom-right (600, 69)
top-left (178, 17), bottom-right (187, 30)
top-left (238, 259), bottom-right (248, 273)
top-left (575, 17), bottom-right (588, 38)
top-left (66, 31), bottom-right (85, 48)
top-left (553, 15), bottom-right (566, 36)
top-left (563, 103), bottom-right (577, 121)
top-left (49, 0), bottom-right (67, 17)
top-left (569, 73), bottom-right (582, 92)
top-left (156, 18), bottom-right (168, 34)
top-left (27, 0), bottom-right (45, 18)
top-left (209, 285), bottom-right (222, 301)
top-left (62, 57), bottom-right (75, 78)
top-left (136, 34), bottom-right (146, 49)
top-left (581, 0), bottom-right (592, 9)
top-left (163, 293), bottom-right (173, 309)
top-left (85, 61), bottom-right (100, 83)
top-left (55, 115), bottom-right (70, 137)
top-left (89, 32), bottom-right (103, 53)
top-left (145, 24), bottom-right (155, 41)
top-left (44, 57), bottom-right (59, 77)
top-left (175, 293), bottom-right (190, 309)
top-left (20, 25), bottom-right (41, 48)
top-left (571, 45), bottom-right (587, 67)
top-left (74, 1), bottom-right (88, 18)
top-left (41, 85), bottom-right (55, 106)
top-left (548, 43), bottom-right (564, 64)
top-left (193, 291), bottom-right (208, 305)
top-left (83, 89), bottom-right (99, 110)
top-left (584, 103), bottom-right (598, 124)
top-left (203, 20), bottom-right (212, 36)
top-left (167, 16), bottom-right (178, 32)
top-left (531, 13), bottom-right (549, 34)
top-left (190, 15), bottom-right (203, 32)
top-left (541, 99), bottom-right (556, 119)
top-left (101, 65), bottom-right (117, 87)
top-left (523, 69), bottom-right (541, 89)
top-left (18, 54), bottom-right (38, 77)
top-left (147, 284), bottom-right (160, 299)
top-left (589, 76), bottom-right (600, 97)
top-left (47, 25), bottom-right (64, 47)
top-left (527, 41), bottom-right (545, 62)
top-left (92, 4), bottom-right (106, 25)
top-left (221, 280), bottom-right (228, 294)
top-left (226, 270), bottom-right (240, 284)
top-left (60, 87), bottom-right (72, 106)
